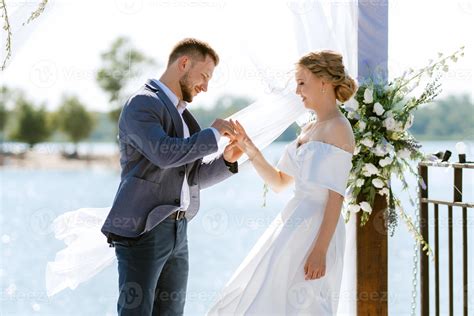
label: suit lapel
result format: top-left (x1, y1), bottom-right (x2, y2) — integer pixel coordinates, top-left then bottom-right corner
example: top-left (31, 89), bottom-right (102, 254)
top-left (182, 109), bottom-right (201, 135)
top-left (145, 80), bottom-right (184, 138)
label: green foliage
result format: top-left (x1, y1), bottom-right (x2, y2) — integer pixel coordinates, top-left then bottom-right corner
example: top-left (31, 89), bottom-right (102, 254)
top-left (0, 102), bottom-right (6, 133)
top-left (0, 86), bottom-right (20, 133)
top-left (0, 87), bottom-right (8, 133)
top-left (10, 97), bottom-right (52, 148)
top-left (55, 96), bottom-right (95, 147)
top-left (410, 94), bottom-right (473, 140)
top-left (96, 36), bottom-right (156, 124)
top-left (87, 112), bottom-right (117, 142)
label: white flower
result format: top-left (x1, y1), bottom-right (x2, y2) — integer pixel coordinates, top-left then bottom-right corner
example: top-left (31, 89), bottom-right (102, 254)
top-left (385, 142), bottom-right (395, 155)
top-left (348, 204), bottom-right (361, 213)
top-left (372, 178), bottom-right (385, 188)
top-left (361, 138), bottom-right (374, 148)
top-left (363, 88), bottom-right (374, 104)
top-left (403, 113), bottom-right (414, 130)
top-left (384, 110), bottom-right (394, 118)
top-left (354, 146), bottom-right (361, 155)
top-left (383, 117), bottom-right (397, 131)
top-left (356, 179), bottom-right (365, 187)
top-left (379, 156), bottom-right (393, 167)
top-left (357, 120), bottom-right (366, 132)
top-left (397, 148), bottom-right (411, 159)
top-left (347, 111), bottom-right (357, 119)
top-left (373, 143), bottom-right (388, 157)
top-left (363, 163), bottom-right (379, 177)
top-left (344, 98), bottom-right (359, 111)
top-left (394, 121), bottom-right (405, 132)
top-left (373, 102), bottom-right (385, 116)
top-left (373, 138), bottom-right (393, 157)
top-left (360, 201), bottom-right (372, 214)
top-left (379, 188), bottom-right (390, 196)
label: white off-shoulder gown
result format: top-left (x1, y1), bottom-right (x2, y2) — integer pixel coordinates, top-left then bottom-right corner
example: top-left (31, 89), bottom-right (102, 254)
top-left (206, 139), bottom-right (353, 316)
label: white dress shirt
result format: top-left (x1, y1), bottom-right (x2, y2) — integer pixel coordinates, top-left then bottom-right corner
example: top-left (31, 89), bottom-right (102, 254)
top-left (152, 79), bottom-right (221, 211)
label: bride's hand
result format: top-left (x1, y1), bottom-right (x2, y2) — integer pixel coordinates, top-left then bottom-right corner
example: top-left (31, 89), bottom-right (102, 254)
top-left (229, 119), bottom-right (260, 160)
top-left (304, 249), bottom-right (327, 280)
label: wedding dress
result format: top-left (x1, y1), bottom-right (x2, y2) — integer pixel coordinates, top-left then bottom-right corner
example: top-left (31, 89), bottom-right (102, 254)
top-left (206, 138), bottom-right (353, 315)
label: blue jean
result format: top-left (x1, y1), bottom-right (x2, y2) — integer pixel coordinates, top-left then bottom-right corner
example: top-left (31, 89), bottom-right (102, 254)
top-left (113, 217), bottom-right (189, 316)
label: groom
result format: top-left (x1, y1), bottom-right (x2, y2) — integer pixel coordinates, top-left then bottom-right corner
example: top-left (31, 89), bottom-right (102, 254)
top-left (101, 38), bottom-right (243, 315)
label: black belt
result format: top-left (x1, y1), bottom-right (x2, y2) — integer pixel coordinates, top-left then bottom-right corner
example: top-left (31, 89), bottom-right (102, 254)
top-left (107, 210), bottom-right (186, 247)
top-left (168, 209), bottom-right (186, 220)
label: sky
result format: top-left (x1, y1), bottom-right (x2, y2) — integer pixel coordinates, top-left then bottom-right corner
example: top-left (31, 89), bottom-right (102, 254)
top-left (0, 0), bottom-right (472, 112)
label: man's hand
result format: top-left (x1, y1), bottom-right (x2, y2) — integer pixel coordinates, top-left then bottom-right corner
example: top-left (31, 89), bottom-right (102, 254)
top-left (211, 119), bottom-right (237, 139)
top-left (223, 139), bottom-right (244, 163)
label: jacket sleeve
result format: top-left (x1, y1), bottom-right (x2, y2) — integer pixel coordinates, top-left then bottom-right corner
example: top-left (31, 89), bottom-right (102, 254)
top-left (122, 94), bottom-right (218, 169)
top-left (198, 155), bottom-right (238, 190)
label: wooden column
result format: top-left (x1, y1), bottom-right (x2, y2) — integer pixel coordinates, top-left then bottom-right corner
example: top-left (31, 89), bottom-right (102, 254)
top-left (357, 0), bottom-right (389, 315)
top-left (356, 194), bottom-right (388, 315)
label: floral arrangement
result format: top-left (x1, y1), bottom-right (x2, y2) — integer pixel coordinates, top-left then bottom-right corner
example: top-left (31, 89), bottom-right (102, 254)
top-left (340, 46), bottom-right (465, 256)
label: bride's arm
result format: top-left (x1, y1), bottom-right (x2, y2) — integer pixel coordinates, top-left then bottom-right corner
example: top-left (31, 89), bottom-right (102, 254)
top-left (304, 190), bottom-right (344, 281)
top-left (305, 120), bottom-right (355, 280)
top-left (231, 120), bottom-right (293, 193)
top-left (248, 151), bottom-right (294, 193)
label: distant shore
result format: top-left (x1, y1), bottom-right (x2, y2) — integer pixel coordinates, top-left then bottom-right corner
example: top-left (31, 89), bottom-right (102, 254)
top-left (0, 151), bottom-right (120, 170)
top-left (1, 139), bottom-right (472, 170)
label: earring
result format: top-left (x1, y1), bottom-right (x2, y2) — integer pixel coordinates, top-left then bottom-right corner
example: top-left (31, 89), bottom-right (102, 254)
top-left (321, 88), bottom-right (326, 94)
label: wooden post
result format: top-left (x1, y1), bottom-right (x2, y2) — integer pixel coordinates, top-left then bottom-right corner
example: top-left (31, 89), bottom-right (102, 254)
top-left (419, 165), bottom-right (429, 316)
top-left (357, 0), bottom-right (389, 315)
top-left (356, 194), bottom-right (388, 315)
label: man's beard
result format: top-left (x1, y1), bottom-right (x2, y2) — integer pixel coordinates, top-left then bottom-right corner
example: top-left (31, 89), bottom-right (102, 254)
top-left (179, 72), bottom-right (194, 103)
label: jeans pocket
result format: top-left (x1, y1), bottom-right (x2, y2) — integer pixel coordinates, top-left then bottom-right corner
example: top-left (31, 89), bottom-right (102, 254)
top-left (113, 237), bottom-right (141, 247)
top-left (113, 240), bottom-right (131, 247)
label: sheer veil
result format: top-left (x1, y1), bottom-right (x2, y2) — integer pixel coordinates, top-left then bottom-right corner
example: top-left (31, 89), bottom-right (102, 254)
top-left (46, 2), bottom-right (358, 314)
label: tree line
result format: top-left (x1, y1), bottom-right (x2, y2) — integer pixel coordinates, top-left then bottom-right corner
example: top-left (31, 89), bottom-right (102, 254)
top-left (0, 37), bottom-right (471, 158)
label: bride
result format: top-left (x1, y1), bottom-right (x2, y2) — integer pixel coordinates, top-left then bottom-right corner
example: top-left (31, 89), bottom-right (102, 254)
top-left (206, 50), bottom-right (356, 315)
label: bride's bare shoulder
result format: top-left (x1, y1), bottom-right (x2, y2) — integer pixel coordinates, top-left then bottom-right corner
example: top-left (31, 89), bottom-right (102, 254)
top-left (323, 116), bottom-right (355, 153)
top-left (301, 121), bottom-right (315, 133)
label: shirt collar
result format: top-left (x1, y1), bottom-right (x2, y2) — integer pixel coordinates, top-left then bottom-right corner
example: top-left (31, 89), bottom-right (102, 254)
top-left (152, 79), bottom-right (187, 114)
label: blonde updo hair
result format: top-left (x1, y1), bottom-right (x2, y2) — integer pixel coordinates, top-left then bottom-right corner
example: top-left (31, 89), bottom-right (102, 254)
top-left (297, 50), bottom-right (357, 103)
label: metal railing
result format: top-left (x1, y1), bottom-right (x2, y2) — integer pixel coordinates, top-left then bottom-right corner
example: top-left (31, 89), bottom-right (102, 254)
top-left (418, 161), bottom-right (472, 316)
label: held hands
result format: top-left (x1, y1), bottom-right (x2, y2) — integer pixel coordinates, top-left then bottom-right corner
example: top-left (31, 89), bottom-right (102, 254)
top-left (304, 248), bottom-right (327, 280)
top-left (219, 118), bottom-right (259, 163)
top-left (211, 118), bottom-right (243, 163)
top-left (211, 119), bottom-right (237, 139)
top-left (228, 119), bottom-right (260, 161)
top-left (223, 138), bottom-right (244, 163)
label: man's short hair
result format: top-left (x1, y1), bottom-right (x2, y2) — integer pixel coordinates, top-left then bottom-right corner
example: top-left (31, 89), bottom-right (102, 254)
top-left (168, 38), bottom-right (219, 67)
